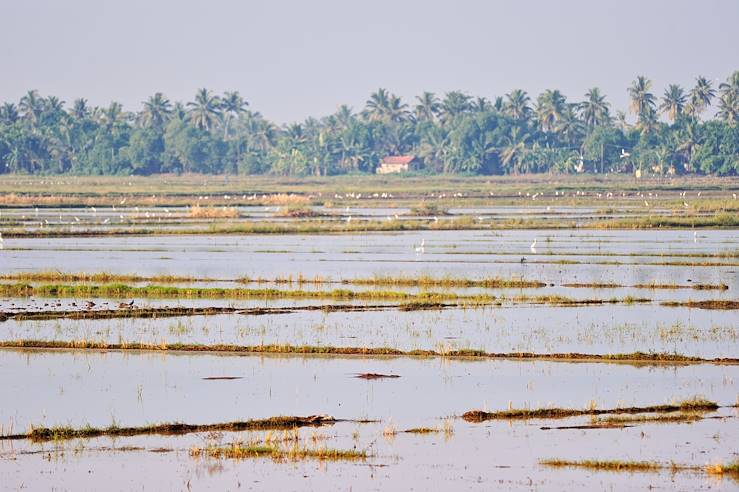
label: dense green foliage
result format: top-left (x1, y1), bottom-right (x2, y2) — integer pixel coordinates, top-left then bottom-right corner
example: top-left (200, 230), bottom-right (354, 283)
top-left (1, 73), bottom-right (737, 176)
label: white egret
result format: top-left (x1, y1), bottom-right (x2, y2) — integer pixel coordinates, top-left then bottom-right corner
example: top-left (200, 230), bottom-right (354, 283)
top-left (530, 238), bottom-right (537, 253)
top-left (415, 239), bottom-right (425, 254)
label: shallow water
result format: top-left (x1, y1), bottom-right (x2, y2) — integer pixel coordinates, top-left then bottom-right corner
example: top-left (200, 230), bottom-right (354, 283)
top-left (0, 226), bottom-right (737, 490)
top-left (0, 349), bottom-right (736, 430)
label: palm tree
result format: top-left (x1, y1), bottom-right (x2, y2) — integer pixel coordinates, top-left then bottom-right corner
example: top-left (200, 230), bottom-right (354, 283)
top-left (615, 110), bottom-right (629, 130)
top-left (535, 89), bottom-right (567, 133)
top-left (659, 84), bottom-right (686, 123)
top-left (19, 90), bottom-right (45, 128)
top-left (503, 89), bottom-right (531, 120)
top-left (687, 76), bottom-right (716, 118)
top-left (45, 96), bottom-right (65, 114)
top-left (387, 95), bottom-right (409, 123)
top-left (101, 102), bottom-right (125, 130)
top-left (364, 88), bottom-right (391, 122)
top-left (716, 91), bottom-right (738, 126)
top-left (221, 91), bottom-right (248, 139)
top-left (471, 97), bottom-right (492, 113)
top-left (554, 105), bottom-right (584, 145)
top-left (676, 120), bottom-right (702, 171)
top-left (414, 92), bottom-right (440, 122)
top-left (578, 88), bottom-right (611, 128)
top-left (628, 76), bottom-right (656, 122)
top-left (71, 99), bottom-right (90, 120)
top-left (334, 105), bottom-right (354, 129)
top-left (187, 88), bottom-right (221, 131)
top-left (718, 71), bottom-right (739, 100)
top-left (141, 93), bottom-right (173, 130)
top-left (418, 125), bottom-right (450, 172)
top-left (440, 91), bottom-right (472, 122)
top-left (0, 103), bottom-right (19, 124)
top-left (500, 126), bottom-right (530, 174)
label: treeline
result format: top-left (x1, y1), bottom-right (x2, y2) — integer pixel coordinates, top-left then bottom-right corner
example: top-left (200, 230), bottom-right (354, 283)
top-left (0, 72), bottom-right (737, 176)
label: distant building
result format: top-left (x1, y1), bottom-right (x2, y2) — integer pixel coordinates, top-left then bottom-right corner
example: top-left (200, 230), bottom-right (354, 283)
top-left (376, 155), bottom-right (418, 174)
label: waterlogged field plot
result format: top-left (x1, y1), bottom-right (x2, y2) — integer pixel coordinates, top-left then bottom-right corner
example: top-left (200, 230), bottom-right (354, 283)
top-left (0, 183), bottom-right (738, 490)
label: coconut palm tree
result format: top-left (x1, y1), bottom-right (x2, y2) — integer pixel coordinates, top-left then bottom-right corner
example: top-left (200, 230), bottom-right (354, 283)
top-left (387, 95), bottom-right (410, 123)
top-left (334, 105), bottom-right (355, 129)
top-left (440, 91), bottom-right (472, 122)
top-left (100, 102), bottom-right (125, 130)
top-left (554, 105), bottom-right (585, 145)
top-left (716, 92), bottom-right (738, 126)
top-left (503, 89), bottom-right (531, 120)
top-left (141, 93), bottom-right (173, 130)
top-left (71, 99), bottom-right (90, 121)
top-left (659, 84), bottom-right (687, 123)
top-left (718, 71), bottom-right (739, 99)
top-left (221, 91), bottom-right (248, 139)
top-left (578, 88), bottom-right (611, 128)
top-left (500, 126), bottom-right (530, 174)
top-left (418, 125), bottom-right (450, 172)
top-left (628, 76), bottom-right (656, 121)
top-left (414, 92), bottom-right (440, 122)
top-left (535, 89), bottom-right (567, 133)
top-left (687, 76), bottom-right (716, 118)
top-left (0, 103), bottom-right (19, 124)
top-left (187, 88), bottom-right (221, 131)
top-left (676, 120), bottom-right (702, 171)
top-left (471, 97), bottom-right (492, 113)
top-left (18, 90), bottom-right (45, 128)
top-left (364, 88), bottom-right (391, 122)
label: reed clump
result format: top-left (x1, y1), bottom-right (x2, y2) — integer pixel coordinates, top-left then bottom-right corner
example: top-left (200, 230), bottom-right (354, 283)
top-left (189, 203), bottom-right (239, 218)
top-left (462, 397), bottom-right (719, 422)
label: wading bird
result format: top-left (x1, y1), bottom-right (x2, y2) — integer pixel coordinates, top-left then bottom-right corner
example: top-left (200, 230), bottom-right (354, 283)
top-left (415, 239), bottom-right (425, 254)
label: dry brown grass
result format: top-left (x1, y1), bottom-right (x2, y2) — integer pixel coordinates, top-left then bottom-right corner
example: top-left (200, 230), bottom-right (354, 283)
top-left (189, 203), bottom-right (239, 218)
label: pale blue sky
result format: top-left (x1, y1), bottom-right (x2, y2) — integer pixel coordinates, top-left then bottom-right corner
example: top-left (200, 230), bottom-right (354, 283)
top-left (2, 0), bottom-right (737, 122)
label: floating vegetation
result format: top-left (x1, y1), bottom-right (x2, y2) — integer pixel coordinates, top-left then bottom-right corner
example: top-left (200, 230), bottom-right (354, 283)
top-left (706, 461), bottom-right (739, 477)
top-left (540, 459), bottom-right (666, 472)
top-left (190, 443), bottom-right (368, 461)
top-left (662, 300), bottom-right (739, 310)
top-left (1, 415), bottom-right (339, 442)
top-left (596, 413), bottom-right (703, 425)
top-left (542, 458), bottom-right (739, 478)
top-left (403, 427), bottom-right (440, 434)
top-left (462, 397), bottom-right (720, 422)
top-left (2, 340), bottom-right (736, 365)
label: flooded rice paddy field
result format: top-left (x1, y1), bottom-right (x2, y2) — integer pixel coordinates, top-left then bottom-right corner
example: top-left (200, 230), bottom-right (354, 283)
top-left (0, 221), bottom-right (737, 489)
top-left (1, 350), bottom-right (738, 490)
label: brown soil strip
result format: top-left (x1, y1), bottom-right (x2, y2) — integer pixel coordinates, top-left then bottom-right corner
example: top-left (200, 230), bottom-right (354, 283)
top-left (661, 300), bottom-right (739, 310)
top-left (1, 340), bottom-right (737, 366)
top-left (0, 302), bottom-right (458, 322)
top-left (462, 398), bottom-right (719, 422)
top-left (354, 373), bottom-right (401, 380)
top-left (202, 376), bottom-right (243, 381)
top-left (0, 415), bottom-right (341, 442)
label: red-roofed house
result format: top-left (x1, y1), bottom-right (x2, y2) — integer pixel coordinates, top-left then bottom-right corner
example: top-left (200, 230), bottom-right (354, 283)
top-left (376, 155), bottom-right (419, 174)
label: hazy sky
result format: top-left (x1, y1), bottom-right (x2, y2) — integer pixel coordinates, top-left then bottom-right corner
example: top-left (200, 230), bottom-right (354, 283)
top-left (2, 0), bottom-right (737, 123)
